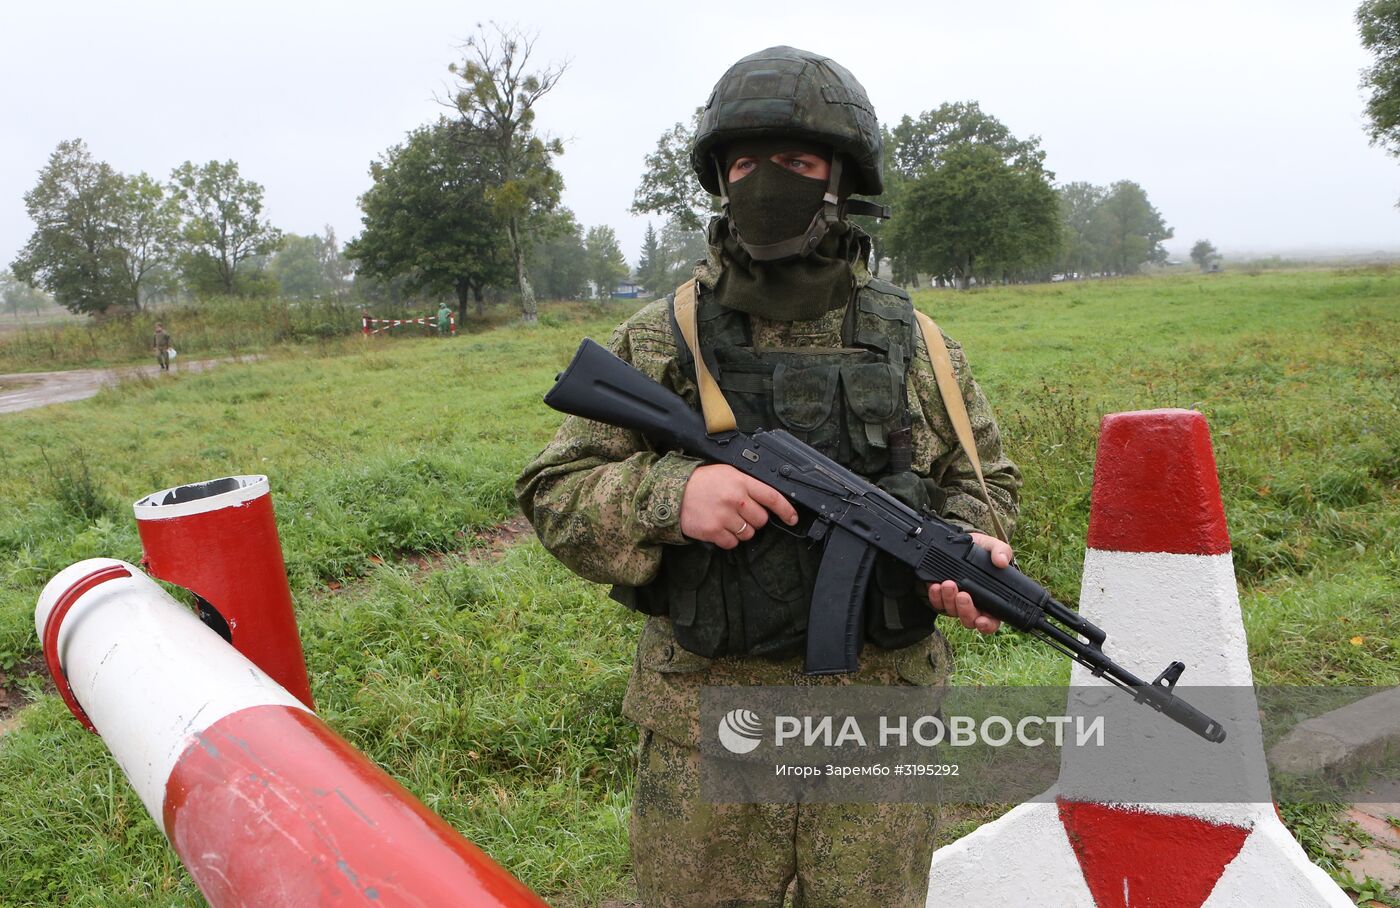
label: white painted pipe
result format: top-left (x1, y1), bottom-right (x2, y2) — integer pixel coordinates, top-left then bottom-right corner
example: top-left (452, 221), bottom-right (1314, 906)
top-left (37, 558), bottom-right (547, 907)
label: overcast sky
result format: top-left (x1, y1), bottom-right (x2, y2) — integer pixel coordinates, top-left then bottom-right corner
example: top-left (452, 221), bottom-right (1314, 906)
top-left (2, 0), bottom-right (1396, 273)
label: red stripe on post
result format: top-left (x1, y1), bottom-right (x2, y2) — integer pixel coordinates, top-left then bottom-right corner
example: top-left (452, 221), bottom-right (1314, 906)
top-left (163, 705), bottom-right (547, 908)
top-left (1058, 799), bottom-right (1249, 907)
top-left (41, 563), bottom-right (132, 733)
top-left (1086, 409), bottom-right (1231, 555)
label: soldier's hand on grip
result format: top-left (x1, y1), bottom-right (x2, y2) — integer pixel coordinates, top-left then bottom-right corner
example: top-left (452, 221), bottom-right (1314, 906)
top-left (679, 464), bottom-right (799, 549)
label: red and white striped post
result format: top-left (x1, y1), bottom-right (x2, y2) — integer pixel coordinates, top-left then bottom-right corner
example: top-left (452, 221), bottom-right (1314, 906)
top-left (925, 409), bottom-right (1350, 908)
top-left (134, 475), bottom-right (314, 709)
top-left (37, 558), bottom-right (548, 907)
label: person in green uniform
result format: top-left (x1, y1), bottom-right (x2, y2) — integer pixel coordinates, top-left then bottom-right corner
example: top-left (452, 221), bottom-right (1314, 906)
top-left (153, 322), bottom-right (172, 372)
top-left (517, 46), bottom-right (1020, 908)
top-left (437, 303), bottom-right (452, 336)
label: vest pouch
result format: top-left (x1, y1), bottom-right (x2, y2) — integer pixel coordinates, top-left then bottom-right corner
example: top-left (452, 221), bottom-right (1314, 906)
top-left (664, 545), bottom-right (730, 658)
top-left (772, 364), bottom-right (841, 455)
top-left (731, 526), bottom-right (816, 658)
top-left (840, 362), bottom-right (902, 472)
top-left (666, 529), bottom-right (814, 660)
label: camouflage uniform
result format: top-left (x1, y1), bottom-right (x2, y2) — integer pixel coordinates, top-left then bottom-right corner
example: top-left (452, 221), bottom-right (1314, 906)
top-left (516, 244), bottom-right (1020, 906)
top-left (153, 326), bottom-right (172, 371)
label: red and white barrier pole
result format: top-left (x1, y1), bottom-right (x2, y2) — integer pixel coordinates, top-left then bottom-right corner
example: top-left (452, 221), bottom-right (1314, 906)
top-left (37, 558), bottom-right (548, 907)
top-left (134, 476), bottom-right (314, 709)
top-left (925, 409), bottom-right (1350, 907)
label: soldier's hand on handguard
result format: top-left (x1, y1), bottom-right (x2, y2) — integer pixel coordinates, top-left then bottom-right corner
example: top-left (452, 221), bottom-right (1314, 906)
top-left (679, 464), bottom-right (800, 550)
top-left (929, 533), bottom-right (1010, 636)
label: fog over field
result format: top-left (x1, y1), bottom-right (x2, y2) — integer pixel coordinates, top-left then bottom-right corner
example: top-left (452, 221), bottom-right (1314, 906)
top-left (1, 0), bottom-right (1397, 268)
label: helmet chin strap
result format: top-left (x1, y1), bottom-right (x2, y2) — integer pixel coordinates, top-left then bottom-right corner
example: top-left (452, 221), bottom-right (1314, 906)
top-left (716, 152), bottom-right (889, 262)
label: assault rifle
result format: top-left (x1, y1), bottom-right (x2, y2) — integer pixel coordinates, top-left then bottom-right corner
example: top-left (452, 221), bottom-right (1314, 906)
top-left (543, 338), bottom-right (1227, 744)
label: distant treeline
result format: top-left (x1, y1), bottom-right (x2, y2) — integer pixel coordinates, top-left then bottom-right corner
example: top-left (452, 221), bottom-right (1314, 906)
top-left (6, 24), bottom-right (1233, 325)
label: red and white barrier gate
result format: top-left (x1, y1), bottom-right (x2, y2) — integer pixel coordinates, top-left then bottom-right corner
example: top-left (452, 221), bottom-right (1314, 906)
top-left (134, 475), bottom-right (314, 709)
top-left (362, 314), bottom-right (456, 336)
top-left (925, 409), bottom-right (1350, 907)
top-left (37, 558), bottom-right (546, 907)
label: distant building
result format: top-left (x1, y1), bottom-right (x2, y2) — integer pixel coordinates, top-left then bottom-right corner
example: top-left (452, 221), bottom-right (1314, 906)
top-left (612, 281), bottom-right (645, 299)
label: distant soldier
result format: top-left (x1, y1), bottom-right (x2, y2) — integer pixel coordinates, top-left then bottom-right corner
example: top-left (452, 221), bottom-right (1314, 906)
top-left (153, 322), bottom-right (172, 372)
top-left (437, 303), bottom-right (452, 336)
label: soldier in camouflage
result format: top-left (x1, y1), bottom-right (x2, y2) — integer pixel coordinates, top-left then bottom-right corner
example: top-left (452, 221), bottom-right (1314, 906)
top-left (153, 322), bottom-right (172, 372)
top-left (517, 46), bottom-right (1021, 908)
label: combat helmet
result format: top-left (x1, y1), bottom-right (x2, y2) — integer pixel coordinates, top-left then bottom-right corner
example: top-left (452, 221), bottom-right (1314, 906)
top-left (692, 46), bottom-right (889, 260)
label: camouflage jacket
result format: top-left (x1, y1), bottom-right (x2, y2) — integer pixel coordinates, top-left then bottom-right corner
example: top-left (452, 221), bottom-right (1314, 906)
top-left (515, 254), bottom-right (1021, 744)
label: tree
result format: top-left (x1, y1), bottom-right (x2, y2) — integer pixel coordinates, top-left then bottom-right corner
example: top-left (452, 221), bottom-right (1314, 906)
top-left (1190, 239), bottom-right (1221, 272)
top-left (631, 109), bottom-right (719, 232)
top-left (1089, 180), bottom-right (1173, 275)
top-left (10, 139), bottom-right (130, 315)
top-left (170, 159), bottom-right (281, 295)
top-left (634, 222), bottom-right (665, 294)
top-left (1056, 182), bottom-right (1108, 277)
top-left (890, 142), bottom-right (1060, 289)
top-left (658, 218), bottom-right (708, 290)
top-left (317, 226), bottom-right (352, 299)
top-left (269, 227), bottom-right (351, 300)
top-left (1359, 0), bottom-right (1400, 169)
top-left (112, 172), bottom-right (180, 310)
top-left (448, 22), bottom-right (567, 322)
top-left (528, 207), bottom-right (589, 300)
top-left (347, 121), bottom-right (513, 320)
top-left (585, 225), bottom-right (628, 299)
top-left (0, 270), bottom-right (50, 319)
top-left (888, 102), bottom-right (1048, 179)
top-left (881, 103), bottom-right (1052, 287)
top-left (270, 233), bottom-right (331, 299)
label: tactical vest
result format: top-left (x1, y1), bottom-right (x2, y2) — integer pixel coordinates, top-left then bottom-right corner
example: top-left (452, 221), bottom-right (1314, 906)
top-left (621, 279), bottom-right (939, 659)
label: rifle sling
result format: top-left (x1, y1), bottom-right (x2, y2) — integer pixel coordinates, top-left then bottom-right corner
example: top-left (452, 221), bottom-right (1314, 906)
top-left (673, 279), bottom-right (739, 434)
top-left (914, 310), bottom-right (1008, 542)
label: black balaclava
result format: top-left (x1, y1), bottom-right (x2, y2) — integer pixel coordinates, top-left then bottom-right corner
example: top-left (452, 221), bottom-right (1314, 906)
top-left (712, 140), bottom-right (858, 322)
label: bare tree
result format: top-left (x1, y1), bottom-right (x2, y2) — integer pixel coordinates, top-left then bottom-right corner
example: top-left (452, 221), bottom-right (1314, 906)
top-left (447, 23), bottom-right (567, 322)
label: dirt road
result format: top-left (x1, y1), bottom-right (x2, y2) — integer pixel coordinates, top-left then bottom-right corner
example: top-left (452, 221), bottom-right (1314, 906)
top-left (0, 357), bottom-right (252, 415)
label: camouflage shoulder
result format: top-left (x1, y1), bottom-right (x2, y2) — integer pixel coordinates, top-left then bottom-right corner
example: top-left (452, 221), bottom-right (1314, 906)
top-left (861, 276), bottom-right (912, 303)
top-left (618, 297), bottom-right (676, 335)
top-left (606, 298), bottom-right (683, 384)
top-left (600, 298), bottom-right (672, 350)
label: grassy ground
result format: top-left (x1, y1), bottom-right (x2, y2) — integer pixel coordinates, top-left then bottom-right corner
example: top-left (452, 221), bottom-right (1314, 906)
top-left (0, 270), bottom-right (1396, 905)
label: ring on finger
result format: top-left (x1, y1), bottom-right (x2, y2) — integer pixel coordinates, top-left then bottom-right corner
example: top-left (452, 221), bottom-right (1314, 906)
top-left (736, 520), bottom-right (749, 536)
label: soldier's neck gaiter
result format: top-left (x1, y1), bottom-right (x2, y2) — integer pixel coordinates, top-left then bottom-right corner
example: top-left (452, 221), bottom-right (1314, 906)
top-left (713, 223), bottom-right (855, 322)
top-left (714, 158), bottom-right (854, 322)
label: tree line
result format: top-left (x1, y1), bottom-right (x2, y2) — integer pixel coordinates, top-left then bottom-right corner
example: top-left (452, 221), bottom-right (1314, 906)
top-left (629, 102), bottom-right (1179, 291)
top-left (7, 138), bottom-right (355, 315)
top-left (33, 13), bottom-right (1347, 323)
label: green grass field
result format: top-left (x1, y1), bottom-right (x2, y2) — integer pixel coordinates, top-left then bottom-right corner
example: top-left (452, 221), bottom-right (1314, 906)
top-left (0, 270), bottom-right (1397, 906)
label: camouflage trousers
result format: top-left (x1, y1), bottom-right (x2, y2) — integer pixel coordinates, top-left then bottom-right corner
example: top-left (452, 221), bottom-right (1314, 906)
top-left (630, 728), bottom-right (939, 908)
